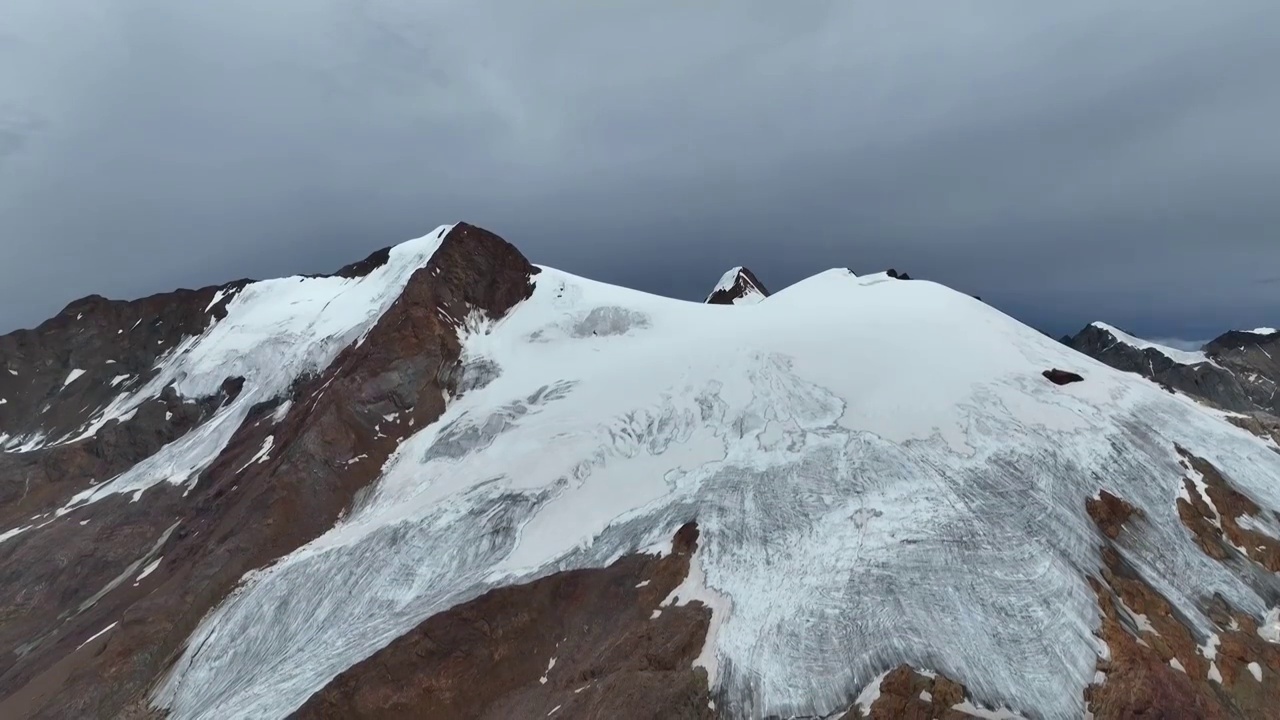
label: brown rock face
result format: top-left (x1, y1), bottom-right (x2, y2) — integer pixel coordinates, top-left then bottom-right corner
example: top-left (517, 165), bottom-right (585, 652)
top-left (1087, 490), bottom-right (1142, 540)
top-left (1083, 474), bottom-right (1280, 720)
top-left (1086, 568), bottom-right (1225, 720)
top-left (0, 281), bottom-right (249, 449)
top-left (1043, 368), bottom-right (1085, 385)
top-left (0, 223), bottom-right (540, 719)
top-left (294, 523), bottom-right (714, 720)
top-left (1225, 414), bottom-right (1280, 451)
top-left (828, 665), bottom-right (996, 720)
top-left (1174, 446), bottom-right (1280, 572)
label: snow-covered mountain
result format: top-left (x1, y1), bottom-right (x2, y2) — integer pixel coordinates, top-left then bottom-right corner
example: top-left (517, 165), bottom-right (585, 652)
top-left (3, 224), bottom-right (1280, 719)
top-left (1063, 322), bottom-right (1280, 427)
top-left (705, 267), bottom-right (769, 306)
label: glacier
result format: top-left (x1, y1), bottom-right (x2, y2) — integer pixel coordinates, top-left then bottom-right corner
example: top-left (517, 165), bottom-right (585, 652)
top-left (151, 263), bottom-right (1280, 719)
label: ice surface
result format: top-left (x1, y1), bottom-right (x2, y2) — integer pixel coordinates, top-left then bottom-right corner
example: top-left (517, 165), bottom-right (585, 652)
top-left (1260, 608), bottom-right (1280, 643)
top-left (54, 225), bottom-right (453, 513)
top-left (63, 368), bottom-right (86, 387)
top-left (1090, 322), bottom-right (1211, 366)
top-left (155, 263), bottom-right (1280, 720)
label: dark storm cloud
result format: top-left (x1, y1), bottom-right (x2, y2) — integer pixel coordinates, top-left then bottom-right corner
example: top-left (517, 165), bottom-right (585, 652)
top-left (2, 0), bottom-right (1278, 341)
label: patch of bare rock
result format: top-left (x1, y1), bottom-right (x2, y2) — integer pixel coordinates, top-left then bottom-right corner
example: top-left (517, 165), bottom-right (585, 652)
top-left (292, 523), bottom-right (714, 720)
top-left (1043, 368), bottom-right (1085, 385)
top-left (1083, 462), bottom-right (1280, 719)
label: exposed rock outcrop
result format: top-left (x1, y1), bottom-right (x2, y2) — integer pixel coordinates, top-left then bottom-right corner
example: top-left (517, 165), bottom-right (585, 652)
top-left (294, 523), bottom-right (713, 720)
top-left (838, 665), bottom-right (980, 719)
top-left (1083, 461), bottom-right (1280, 720)
top-left (1043, 368), bottom-right (1085, 385)
top-left (704, 267), bottom-right (769, 306)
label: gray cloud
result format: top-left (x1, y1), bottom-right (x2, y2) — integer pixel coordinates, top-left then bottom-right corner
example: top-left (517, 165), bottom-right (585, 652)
top-left (2, 0), bottom-right (1277, 341)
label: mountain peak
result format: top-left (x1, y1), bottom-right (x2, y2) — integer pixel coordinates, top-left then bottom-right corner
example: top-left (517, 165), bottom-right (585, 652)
top-left (704, 266), bottom-right (769, 305)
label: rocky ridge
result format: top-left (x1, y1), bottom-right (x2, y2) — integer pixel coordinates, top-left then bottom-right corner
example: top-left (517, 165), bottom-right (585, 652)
top-left (704, 267), bottom-right (769, 306)
top-left (0, 223), bottom-right (538, 718)
top-left (1063, 323), bottom-right (1279, 418)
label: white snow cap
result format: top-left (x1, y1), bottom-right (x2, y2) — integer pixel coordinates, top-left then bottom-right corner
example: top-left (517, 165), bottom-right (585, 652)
top-left (1090, 322), bottom-right (1210, 366)
top-left (1246, 327), bottom-right (1277, 335)
top-left (707, 266), bottom-right (767, 305)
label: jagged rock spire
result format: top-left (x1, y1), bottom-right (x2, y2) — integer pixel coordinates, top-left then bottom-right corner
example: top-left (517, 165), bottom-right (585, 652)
top-left (705, 266), bottom-right (769, 305)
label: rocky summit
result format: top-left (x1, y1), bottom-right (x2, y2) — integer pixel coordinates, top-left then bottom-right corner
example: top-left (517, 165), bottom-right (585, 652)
top-left (3, 223), bottom-right (1280, 720)
top-left (704, 267), bottom-right (769, 306)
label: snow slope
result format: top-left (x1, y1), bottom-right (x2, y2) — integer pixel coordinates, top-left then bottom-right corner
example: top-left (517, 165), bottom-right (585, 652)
top-left (54, 224), bottom-right (454, 510)
top-left (1089, 322), bottom-right (1211, 365)
top-left (154, 262), bottom-right (1280, 719)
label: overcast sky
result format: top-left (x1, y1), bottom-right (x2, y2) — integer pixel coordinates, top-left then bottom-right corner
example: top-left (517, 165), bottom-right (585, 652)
top-left (2, 1), bottom-right (1277, 341)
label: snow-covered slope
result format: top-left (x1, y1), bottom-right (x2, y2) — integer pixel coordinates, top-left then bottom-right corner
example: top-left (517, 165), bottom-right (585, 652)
top-left (150, 262), bottom-right (1280, 719)
top-left (50, 226), bottom-right (451, 510)
top-left (1088, 322), bottom-right (1211, 366)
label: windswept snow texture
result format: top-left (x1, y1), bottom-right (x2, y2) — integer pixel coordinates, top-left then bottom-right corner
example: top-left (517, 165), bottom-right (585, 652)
top-left (157, 265), bottom-right (1280, 720)
top-left (58, 224), bottom-right (454, 511)
top-left (1089, 322), bottom-right (1211, 366)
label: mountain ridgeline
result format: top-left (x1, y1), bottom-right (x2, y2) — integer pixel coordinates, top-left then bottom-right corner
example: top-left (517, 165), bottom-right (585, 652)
top-left (1, 223), bottom-right (1279, 719)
